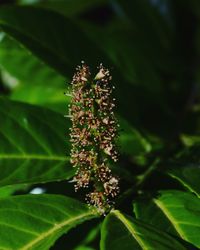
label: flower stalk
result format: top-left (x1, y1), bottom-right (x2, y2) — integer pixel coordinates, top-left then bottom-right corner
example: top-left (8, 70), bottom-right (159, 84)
top-left (68, 62), bottom-right (119, 214)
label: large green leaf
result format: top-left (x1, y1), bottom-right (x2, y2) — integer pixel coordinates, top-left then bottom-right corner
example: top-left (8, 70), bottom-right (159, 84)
top-left (133, 190), bottom-right (200, 248)
top-left (0, 98), bottom-right (74, 187)
top-left (100, 210), bottom-right (187, 250)
top-left (0, 6), bottom-right (104, 77)
top-left (0, 194), bottom-right (97, 249)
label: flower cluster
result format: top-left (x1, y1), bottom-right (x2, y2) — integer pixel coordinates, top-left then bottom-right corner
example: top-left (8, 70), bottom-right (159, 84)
top-left (68, 62), bottom-right (119, 214)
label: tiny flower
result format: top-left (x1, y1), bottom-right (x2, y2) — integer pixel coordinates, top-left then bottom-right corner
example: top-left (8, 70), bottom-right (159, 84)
top-left (74, 169), bottom-right (90, 191)
top-left (103, 177), bottom-right (119, 197)
top-left (95, 68), bottom-right (108, 80)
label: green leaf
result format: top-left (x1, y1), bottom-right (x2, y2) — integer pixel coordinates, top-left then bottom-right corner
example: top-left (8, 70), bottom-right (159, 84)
top-left (0, 34), bottom-right (69, 113)
top-left (0, 194), bottom-right (97, 249)
top-left (100, 210), bottom-right (187, 250)
top-left (0, 6), bottom-right (104, 77)
top-left (133, 190), bottom-right (200, 248)
top-left (167, 166), bottom-right (200, 197)
top-left (0, 98), bottom-right (74, 187)
top-left (0, 184), bottom-right (29, 197)
top-left (180, 134), bottom-right (200, 147)
top-left (11, 85), bottom-right (69, 114)
top-left (166, 145), bottom-right (200, 197)
top-left (0, 34), bottom-right (66, 88)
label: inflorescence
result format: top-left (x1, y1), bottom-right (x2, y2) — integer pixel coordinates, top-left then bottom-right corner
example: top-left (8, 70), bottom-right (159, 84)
top-left (67, 62), bottom-right (119, 214)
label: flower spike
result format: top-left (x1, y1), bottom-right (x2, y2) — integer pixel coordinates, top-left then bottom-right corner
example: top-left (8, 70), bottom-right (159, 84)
top-left (67, 62), bottom-right (119, 214)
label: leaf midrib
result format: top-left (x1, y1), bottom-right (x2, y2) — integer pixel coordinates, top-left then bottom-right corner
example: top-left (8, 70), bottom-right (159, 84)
top-left (20, 211), bottom-right (95, 250)
top-left (153, 199), bottom-right (186, 239)
top-left (0, 154), bottom-right (69, 161)
top-left (167, 172), bottom-right (200, 198)
top-left (112, 210), bottom-right (148, 250)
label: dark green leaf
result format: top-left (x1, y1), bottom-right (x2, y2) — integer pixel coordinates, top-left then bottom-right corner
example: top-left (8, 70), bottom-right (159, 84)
top-left (100, 210), bottom-right (186, 250)
top-left (133, 190), bottom-right (200, 248)
top-left (167, 166), bottom-right (200, 197)
top-left (166, 145), bottom-right (200, 196)
top-left (0, 6), bottom-right (104, 77)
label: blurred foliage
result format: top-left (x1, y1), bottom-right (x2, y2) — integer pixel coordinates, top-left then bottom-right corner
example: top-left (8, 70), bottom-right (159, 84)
top-left (0, 0), bottom-right (200, 249)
